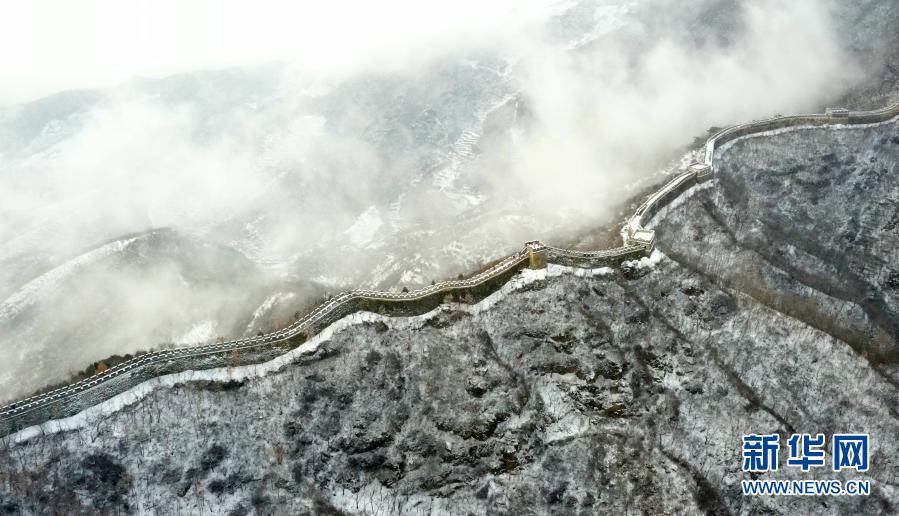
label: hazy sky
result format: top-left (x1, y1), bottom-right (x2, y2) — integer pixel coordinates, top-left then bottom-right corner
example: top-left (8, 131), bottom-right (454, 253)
top-left (0, 0), bottom-right (560, 104)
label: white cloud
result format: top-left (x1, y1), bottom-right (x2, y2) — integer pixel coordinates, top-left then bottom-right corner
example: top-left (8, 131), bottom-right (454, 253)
top-left (0, 0), bottom-right (559, 103)
top-left (0, 0), bottom-right (878, 401)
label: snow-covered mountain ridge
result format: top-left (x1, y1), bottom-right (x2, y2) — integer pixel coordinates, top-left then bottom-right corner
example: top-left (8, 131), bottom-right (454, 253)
top-left (2, 113), bottom-right (898, 514)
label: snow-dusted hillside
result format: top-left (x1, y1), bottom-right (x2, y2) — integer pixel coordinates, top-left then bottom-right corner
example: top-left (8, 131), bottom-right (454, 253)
top-left (0, 0), bottom-right (895, 403)
top-left (2, 117), bottom-right (898, 514)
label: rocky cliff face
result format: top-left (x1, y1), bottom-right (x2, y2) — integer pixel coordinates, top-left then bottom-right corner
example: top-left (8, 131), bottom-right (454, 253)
top-left (1, 121), bottom-right (898, 514)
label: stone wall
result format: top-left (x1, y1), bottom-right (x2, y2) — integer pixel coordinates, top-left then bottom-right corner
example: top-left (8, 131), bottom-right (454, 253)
top-left (1, 101), bottom-right (897, 439)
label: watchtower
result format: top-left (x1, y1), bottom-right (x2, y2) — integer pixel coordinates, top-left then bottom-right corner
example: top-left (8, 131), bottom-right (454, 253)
top-left (525, 240), bottom-right (548, 269)
top-left (628, 229), bottom-right (655, 252)
top-left (689, 162), bottom-right (713, 183)
top-left (826, 107), bottom-right (849, 119)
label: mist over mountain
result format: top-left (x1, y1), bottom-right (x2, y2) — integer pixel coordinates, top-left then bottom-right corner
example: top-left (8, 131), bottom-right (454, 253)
top-left (2, 79), bottom-right (897, 516)
top-left (0, 0), bottom-right (895, 402)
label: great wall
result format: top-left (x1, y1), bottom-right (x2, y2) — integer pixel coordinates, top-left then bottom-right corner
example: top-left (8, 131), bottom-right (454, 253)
top-left (1, 101), bottom-right (897, 439)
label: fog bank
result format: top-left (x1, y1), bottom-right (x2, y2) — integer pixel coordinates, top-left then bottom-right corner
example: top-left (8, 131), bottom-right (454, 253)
top-left (0, 0), bottom-right (890, 401)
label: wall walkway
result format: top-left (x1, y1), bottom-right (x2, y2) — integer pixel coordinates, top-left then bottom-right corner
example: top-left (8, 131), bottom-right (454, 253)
top-left (1, 101), bottom-right (897, 438)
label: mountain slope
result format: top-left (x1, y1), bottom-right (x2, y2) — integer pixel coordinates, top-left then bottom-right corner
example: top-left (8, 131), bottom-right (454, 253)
top-left (1, 105), bottom-right (896, 516)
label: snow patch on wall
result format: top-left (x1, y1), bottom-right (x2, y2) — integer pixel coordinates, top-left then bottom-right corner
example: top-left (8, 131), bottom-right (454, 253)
top-left (3, 264), bottom-right (555, 445)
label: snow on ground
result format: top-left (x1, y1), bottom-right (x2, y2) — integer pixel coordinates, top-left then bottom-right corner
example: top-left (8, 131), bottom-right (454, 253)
top-left (546, 263), bottom-right (614, 278)
top-left (343, 205), bottom-right (383, 248)
top-left (174, 320), bottom-right (218, 346)
top-left (0, 236), bottom-right (138, 321)
top-left (567, 2), bottom-right (635, 50)
top-left (621, 249), bottom-right (664, 270)
top-left (432, 93), bottom-right (515, 193)
top-left (714, 117), bottom-right (899, 157)
top-left (246, 292), bottom-right (296, 331)
top-left (537, 376), bottom-right (593, 444)
top-left (0, 260), bottom-right (640, 446)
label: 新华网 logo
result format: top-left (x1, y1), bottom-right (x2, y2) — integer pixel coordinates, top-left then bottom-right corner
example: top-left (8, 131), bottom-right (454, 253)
top-left (740, 433), bottom-right (871, 497)
top-left (742, 433), bottom-right (868, 472)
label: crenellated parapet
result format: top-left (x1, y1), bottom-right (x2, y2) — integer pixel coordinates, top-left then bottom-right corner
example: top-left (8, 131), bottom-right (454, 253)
top-left (621, 101), bottom-right (899, 247)
top-left (690, 163), bottom-right (713, 183)
top-left (2, 101), bottom-right (898, 440)
top-left (525, 241), bottom-right (548, 269)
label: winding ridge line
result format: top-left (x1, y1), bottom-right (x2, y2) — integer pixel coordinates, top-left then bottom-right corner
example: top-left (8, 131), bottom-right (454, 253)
top-left (1, 102), bottom-right (897, 438)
